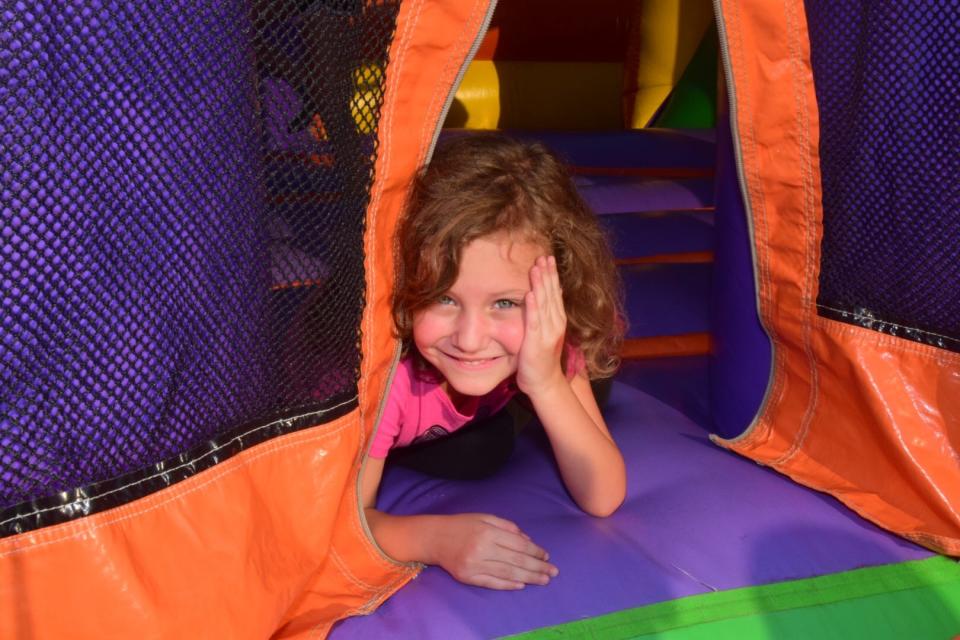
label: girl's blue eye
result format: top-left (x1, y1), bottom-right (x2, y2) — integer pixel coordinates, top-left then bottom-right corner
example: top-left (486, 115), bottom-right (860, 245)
top-left (437, 295), bottom-right (455, 305)
top-left (493, 299), bottom-right (520, 310)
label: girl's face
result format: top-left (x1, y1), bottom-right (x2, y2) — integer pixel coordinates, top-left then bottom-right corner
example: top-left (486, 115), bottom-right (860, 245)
top-left (413, 233), bottom-right (544, 401)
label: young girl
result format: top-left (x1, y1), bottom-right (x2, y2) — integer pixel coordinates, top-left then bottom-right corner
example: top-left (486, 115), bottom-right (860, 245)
top-left (362, 134), bottom-right (626, 590)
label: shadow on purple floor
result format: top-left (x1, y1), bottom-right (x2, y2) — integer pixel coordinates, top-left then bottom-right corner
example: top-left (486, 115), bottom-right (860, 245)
top-left (616, 356), bottom-right (712, 431)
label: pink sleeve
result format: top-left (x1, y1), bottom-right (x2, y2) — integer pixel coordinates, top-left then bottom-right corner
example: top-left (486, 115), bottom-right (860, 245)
top-left (367, 361), bottom-right (409, 458)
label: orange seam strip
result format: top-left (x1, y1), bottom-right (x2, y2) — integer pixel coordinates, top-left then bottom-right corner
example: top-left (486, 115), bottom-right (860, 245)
top-left (621, 333), bottom-right (712, 359)
top-left (616, 251), bottom-right (714, 265)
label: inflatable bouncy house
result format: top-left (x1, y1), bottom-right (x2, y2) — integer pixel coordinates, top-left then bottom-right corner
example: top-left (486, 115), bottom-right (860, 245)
top-left (1, 1), bottom-right (958, 637)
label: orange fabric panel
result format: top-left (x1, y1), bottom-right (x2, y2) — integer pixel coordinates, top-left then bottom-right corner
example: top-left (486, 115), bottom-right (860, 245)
top-left (622, 333), bottom-right (712, 359)
top-left (0, 412), bottom-right (411, 639)
top-left (715, 0), bottom-right (960, 554)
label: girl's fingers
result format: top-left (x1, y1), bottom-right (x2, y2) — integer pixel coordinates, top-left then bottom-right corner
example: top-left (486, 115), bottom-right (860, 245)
top-left (486, 563), bottom-right (555, 586)
top-left (494, 530), bottom-right (550, 560)
top-left (524, 290), bottom-right (539, 333)
top-left (536, 256), bottom-right (564, 332)
top-left (502, 552), bottom-right (559, 580)
top-left (481, 514), bottom-right (523, 534)
top-left (472, 575), bottom-right (526, 590)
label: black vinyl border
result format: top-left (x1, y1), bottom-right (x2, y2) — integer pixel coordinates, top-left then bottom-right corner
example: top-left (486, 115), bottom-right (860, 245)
top-left (0, 391), bottom-right (357, 538)
top-left (817, 303), bottom-right (960, 354)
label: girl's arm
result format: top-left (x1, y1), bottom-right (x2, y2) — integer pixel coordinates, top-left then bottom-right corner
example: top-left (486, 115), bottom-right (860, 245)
top-left (360, 455), bottom-right (558, 589)
top-left (526, 371), bottom-right (625, 516)
top-left (518, 256), bottom-right (626, 517)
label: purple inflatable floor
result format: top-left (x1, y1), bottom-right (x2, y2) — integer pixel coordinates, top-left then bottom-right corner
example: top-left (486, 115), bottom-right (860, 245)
top-left (331, 381), bottom-right (930, 639)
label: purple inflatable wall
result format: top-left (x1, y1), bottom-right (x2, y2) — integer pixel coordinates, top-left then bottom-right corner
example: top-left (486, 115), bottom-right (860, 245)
top-left (708, 82), bottom-right (771, 439)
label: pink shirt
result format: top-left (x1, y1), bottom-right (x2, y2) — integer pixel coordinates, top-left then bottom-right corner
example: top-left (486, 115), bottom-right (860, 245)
top-left (367, 357), bottom-right (516, 458)
top-left (368, 349), bottom-right (586, 459)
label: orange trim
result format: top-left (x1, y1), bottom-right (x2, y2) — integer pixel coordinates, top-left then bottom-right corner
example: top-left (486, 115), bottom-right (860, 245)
top-left (622, 333), bottom-right (712, 359)
top-left (572, 166), bottom-right (714, 179)
top-left (616, 251), bottom-right (714, 266)
top-left (715, 0), bottom-right (960, 554)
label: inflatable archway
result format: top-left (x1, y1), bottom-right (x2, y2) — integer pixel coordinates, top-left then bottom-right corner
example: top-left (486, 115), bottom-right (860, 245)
top-left (1, 1), bottom-right (957, 637)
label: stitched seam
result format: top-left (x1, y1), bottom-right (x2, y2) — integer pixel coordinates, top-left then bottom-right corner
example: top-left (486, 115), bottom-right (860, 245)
top-left (816, 315), bottom-right (960, 365)
top-left (355, 0), bottom-right (425, 569)
top-left (0, 420), bottom-right (351, 558)
top-left (329, 545), bottom-right (379, 592)
top-left (774, 0), bottom-right (819, 467)
top-left (416, 0), bottom-right (484, 164)
top-left (308, 571), bottom-right (415, 637)
top-left (817, 303), bottom-right (960, 346)
top-left (0, 396), bottom-right (356, 528)
top-left (361, 0), bottom-right (422, 441)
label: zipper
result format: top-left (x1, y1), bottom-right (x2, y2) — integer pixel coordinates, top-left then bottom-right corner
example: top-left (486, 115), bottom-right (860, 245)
top-left (425, 0), bottom-right (499, 161)
top-left (357, 0), bottom-right (500, 563)
top-left (711, 0), bottom-right (776, 444)
top-left (357, 342), bottom-right (410, 567)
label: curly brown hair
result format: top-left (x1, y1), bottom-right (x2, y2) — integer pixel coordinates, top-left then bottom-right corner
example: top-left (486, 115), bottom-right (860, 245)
top-left (392, 134), bottom-right (625, 378)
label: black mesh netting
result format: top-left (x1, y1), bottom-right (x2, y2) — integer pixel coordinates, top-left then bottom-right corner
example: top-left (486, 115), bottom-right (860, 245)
top-left (0, 1), bottom-right (400, 531)
top-left (805, 1), bottom-right (960, 352)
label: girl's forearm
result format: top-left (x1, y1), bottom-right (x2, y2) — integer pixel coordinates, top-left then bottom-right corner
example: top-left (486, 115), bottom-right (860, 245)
top-left (528, 382), bottom-right (626, 517)
top-left (364, 509), bottom-right (441, 565)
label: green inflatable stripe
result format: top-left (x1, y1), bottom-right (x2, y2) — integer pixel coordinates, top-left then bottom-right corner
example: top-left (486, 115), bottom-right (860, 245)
top-left (504, 556), bottom-right (960, 639)
top-left (652, 24), bottom-right (719, 129)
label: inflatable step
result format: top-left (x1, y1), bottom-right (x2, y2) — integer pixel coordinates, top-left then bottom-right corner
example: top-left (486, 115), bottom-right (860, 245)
top-left (440, 129), bottom-right (715, 173)
top-left (622, 262), bottom-right (711, 339)
top-left (600, 209), bottom-right (714, 263)
top-left (576, 173), bottom-right (714, 214)
top-left (620, 261), bottom-right (713, 359)
top-left (510, 129), bottom-right (715, 173)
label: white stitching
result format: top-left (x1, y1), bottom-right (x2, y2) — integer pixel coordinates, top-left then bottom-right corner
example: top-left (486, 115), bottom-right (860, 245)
top-left (773, 0), bottom-right (820, 467)
top-left (817, 303), bottom-right (960, 347)
top-left (0, 419), bottom-right (353, 558)
top-left (816, 314), bottom-right (960, 366)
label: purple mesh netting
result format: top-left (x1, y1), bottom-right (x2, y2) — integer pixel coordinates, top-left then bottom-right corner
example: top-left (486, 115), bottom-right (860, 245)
top-left (806, 1), bottom-right (960, 352)
top-left (1, 1), bottom-right (399, 515)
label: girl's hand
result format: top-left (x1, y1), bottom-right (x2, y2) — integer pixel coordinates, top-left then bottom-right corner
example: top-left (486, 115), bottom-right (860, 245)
top-left (432, 513), bottom-right (558, 590)
top-left (516, 256), bottom-right (567, 397)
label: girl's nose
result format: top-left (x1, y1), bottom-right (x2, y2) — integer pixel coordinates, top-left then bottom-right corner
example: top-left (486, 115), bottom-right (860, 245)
top-left (452, 310), bottom-right (488, 353)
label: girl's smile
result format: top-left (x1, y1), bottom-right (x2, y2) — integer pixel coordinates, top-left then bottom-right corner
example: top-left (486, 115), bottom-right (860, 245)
top-left (412, 233), bottom-right (544, 400)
